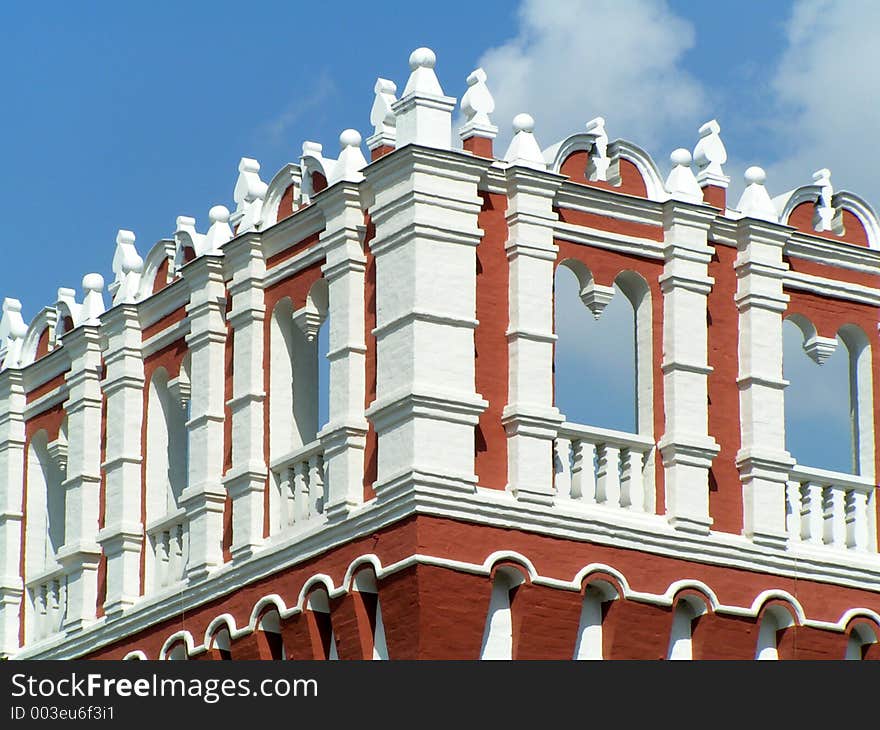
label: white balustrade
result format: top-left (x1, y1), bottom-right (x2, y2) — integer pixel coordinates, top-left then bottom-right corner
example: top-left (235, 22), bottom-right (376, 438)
top-left (26, 565), bottom-right (67, 642)
top-left (145, 508), bottom-right (189, 590)
top-left (554, 422), bottom-right (655, 512)
top-left (269, 439), bottom-right (326, 530)
top-left (787, 465), bottom-right (876, 552)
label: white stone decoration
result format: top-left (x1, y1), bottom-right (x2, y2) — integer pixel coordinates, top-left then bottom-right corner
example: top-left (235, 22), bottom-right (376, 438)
top-left (664, 148), bottom-right (703, 204)
top-left (811, 168), bottom-right (841, 233)
top-left (368, 78), bottom-right (398, 152)
top-left (203, 206), bottom-right (233, 253)
top-left (392, 47), bottom-right (455, 150)
top-left (231, 158), bottom-right (268, 235)
top-left (584, 116), bottom-right (610, 181)
top-left (80, 274), bottom-right (106, 325)
top-left (109, 230), bottom-right (143, 306)
top-left (173, 215), bottom-right (206, 271)
top-left (292, 301), bottom-right (327, 343)
top-left (459, 67), bottom-right (497, 142)
top-left (329, 129), bottom-right (367, 185)
top-left (579, 280), bottom-right (616, 319)
top-left (54, 287), bottom-right (81, 340)
top-left (692, 119), bottom-right (729, 188)
top-left (504, 114), bottom-right (546, 171)
top-left (735, 167), bottom-right (778, 222)
top-left (0, 298), bottom-right (27, 369)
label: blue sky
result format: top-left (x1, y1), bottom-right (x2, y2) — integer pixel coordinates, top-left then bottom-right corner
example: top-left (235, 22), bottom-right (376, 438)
top-left (2, 0), bottom-right (873, 471)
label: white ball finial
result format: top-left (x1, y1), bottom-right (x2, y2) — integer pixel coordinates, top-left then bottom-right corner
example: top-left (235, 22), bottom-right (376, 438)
top-left (209, 205), bottom-right (230, 223)
top-left (409, 47), bottom-right (436, 70)
top-left (339, 129), bottom-right (362, 148)
top-left (512, 113), bottom-right (535, 134)
top-left (82, 273), bottom-right (105, 292)
top-left (670, 148), bottom-right (692, 167)
top-left (744, 166), bottom-right (766, 185)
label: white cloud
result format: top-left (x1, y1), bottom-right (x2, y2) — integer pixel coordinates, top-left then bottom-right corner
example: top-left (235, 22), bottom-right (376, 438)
top-left (475, 0), bottom-right (707, 156)
top-left (256, 69), bottom-right (337, 147)
top-left (767, 0), bottom-right (880, 206)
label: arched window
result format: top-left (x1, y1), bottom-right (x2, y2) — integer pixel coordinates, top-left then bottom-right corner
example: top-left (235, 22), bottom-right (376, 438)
top-left (351, 568), bottom-right (389, 660)
top-left (479, 566), bottom-right (526, 660)
top-left (573, 580), bottom-right (619, 660)
top-left (755, 605), bottom-right (796, 660)
top-left (257, 609), bottom-right (286, 660)
top-left (845, 621), bottom-right (879, 660)
top-left (268, 280), bottom-right (330, 534)
top-left (24, 429), bottom-right (66, 577)
top-left (304, 588), bottom-right (338, 660)
top-left (783, 319), bottom-right (874, 475)
top-left (144, 365), bottom-right (190, 590)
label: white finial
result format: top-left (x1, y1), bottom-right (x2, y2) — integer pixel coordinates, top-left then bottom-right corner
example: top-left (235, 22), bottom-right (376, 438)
top-left (459, 67), bottom-right (498, 144)
top-left (693, 119), bottom-right (728, 187)
top-left (204, 205), bottom-right (233, 252)
top-left (81, 273), bottom-right (106, 324)
top-left (302, 140), bottom-right (323, 158)
top-left (394, 47), bottom-right (454, 150)
top-left (110, 229), bottom-right (143, 305)
top-left (402, 47), bottom-right (442, 97)
top-left (331, 129), bottom-right (368, 184)
top-left (503, 114), bottom-right (546, 171)
top-left (664, 148), bottom-right (702, 204)
top-left (232, 157), bottom-right (268, 234)
top-left (735, 166), bottom-right (778, 222)
top-left (584, 116), bottom-right (609, 181)
top-left (0, 297), bottom-right (27, 369)
top-left (811, 168), bottom-right (838, 232)
top-left (369, 78), bottom-right (398, 150)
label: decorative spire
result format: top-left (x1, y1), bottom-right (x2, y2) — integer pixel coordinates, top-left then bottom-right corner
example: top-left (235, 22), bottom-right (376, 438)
top-left (0, 297), bottom-right (27, 369)
top-left (110, 229), bottom-right (143, 305)
top-left (368, 78), bottom-right (398, 152)
top-left (664, 148), bottom-right (702, 204)
top-left (232, 157), bottom-right (268, 234)
top-left (584, 117), bottom-right (609, 181)
top-left (459, 67), bottom-right (497, 144)
top-left (393, 47), bottom-right (455, 150)
top-left (735, 167), bottom-right (778, 222)
top-left (80, 274), bottom-right (106, 325)
top-left (203, 205), bottom-right (233, 253)
top-left (330, 129), bottom-right (368, 184)
top-left (503, 113), bottom-right (546, 171)
top-left (693, 119), bottom-right (729, 187)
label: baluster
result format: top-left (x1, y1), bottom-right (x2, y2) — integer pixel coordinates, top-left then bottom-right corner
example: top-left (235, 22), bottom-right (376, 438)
top-left (57, 578), bottom-right (66, 633)
top-left (620, 448), bottom-right (645, 512)
top-left (36, 585), bottom-right (47, 639)
top-left (159, 530), bottom-right (171, 588)
top-left (822, 485), bottom-right (845, 548)
top-left (293, 460), bottom-right (309, 524)
top-left (595, 444), bottom-right (621, 507)
top-left (580, 441), bottom-right (597, 504)
top-left (171, 523), bottom-right (185, 582)
top-left (309, 453), bottom-right (325, 515)
top-left (799, 481), bottom-right (824, 544)
top-left (554, 437), bottom-right (572, 499)
top-left (281, 467), bottom-right (296, 527)
top-left (846, 489), bottom-right (870, 550)
top-left (785, 480), bottom-right (798, 540)
top-left (569, 439), bottom-right (584, 500)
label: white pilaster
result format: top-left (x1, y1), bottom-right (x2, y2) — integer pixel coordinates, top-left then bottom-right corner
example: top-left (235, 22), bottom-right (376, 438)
top-left (222, 234), bottom-right (268, 561)
top-left (95, 304), bottom-right (144, 614)
top-left (317, 182), bottom-right (369, 520)
top-left (657, 202), bottom-right (720, 534)
top-left (735, 219), bottom-right (794, 547)
top-left (57, 325), bottom-right (103, 632)
top-left (364, 146), bottom-right (489, 500)
top-left (180, 255), bottom-right (228, 579)
top-left (502, 166), bottom-right (565, 505)
top-left (0, 368), bottom-right (25, 656)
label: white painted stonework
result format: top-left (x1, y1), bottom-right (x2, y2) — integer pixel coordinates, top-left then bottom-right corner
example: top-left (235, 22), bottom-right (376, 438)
top-left (2, 47), bottom-right (880, 659)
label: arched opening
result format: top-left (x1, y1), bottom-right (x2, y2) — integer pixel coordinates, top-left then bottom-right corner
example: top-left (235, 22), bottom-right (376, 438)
top-left (304, 588), bottom-right (338, 660)
top-left (352, 568), bottom-right (389, 660)
top-left (24, 429), bottom-right (66, 577)
top-left (573, 579), bottom-right (619, 660)
top-left (144, 365), bottom-right (190, 590)
top-left (845, 621), bottom-right (879, 660)
top-left (666, 594), bottom-right (708, 660)
top-left (782, 317), bottom-right (873, 475)
top-left (257, 609), bottom-right (286, 660)
top-left (479, 566), bottom-right (526, 660)
top-left (208, 627), bottom-right (233, 660)
top-left (755, 604), bottom-right (796, 660)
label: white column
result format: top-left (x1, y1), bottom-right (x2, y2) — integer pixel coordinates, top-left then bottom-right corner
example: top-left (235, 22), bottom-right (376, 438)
top-left (502, 166), bottom-right (564, 505)
top-left (96, 304), bottom-right (144, 614)
top-left (0, 368), bottom-right (25, 656)
top-left (657, 203), bottom-right (719, 534)
top-left (222, 234), bottom-right (268, 560)
top-left (57, 325), bottom-right (103, 632)
top-left (364, 146), bottom-right (489, 499)
top-left (180, 255), bottom-right (228, 579)
top-left (735, 219), bottom-right (793, 547)
top-left (317, 181), bottom-right (369, 521)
